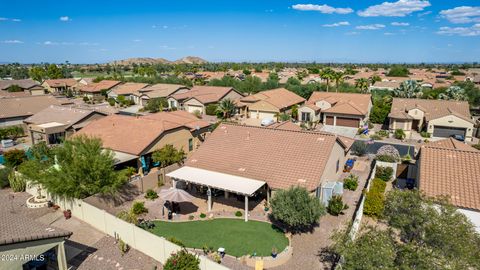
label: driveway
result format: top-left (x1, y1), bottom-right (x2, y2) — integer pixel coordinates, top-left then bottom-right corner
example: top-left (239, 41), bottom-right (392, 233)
top-left (321, 125), bottom-right (357, 138)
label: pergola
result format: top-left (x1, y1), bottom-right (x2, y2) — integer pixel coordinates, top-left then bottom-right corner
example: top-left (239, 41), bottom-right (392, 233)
top-left (166, 166), bottom-right (266, 221)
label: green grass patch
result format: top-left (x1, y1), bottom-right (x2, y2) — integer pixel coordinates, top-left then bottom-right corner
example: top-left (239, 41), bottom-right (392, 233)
top-left (148, 219), bottom-right (288, 257)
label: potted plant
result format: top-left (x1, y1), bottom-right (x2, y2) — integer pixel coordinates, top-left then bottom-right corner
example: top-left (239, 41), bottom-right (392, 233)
top-left (264, 201), bottom-right (269, 211)
top-left (271, 247), bottom-right (278, 258)
top-left (63, 209), bottom-right (72, 219)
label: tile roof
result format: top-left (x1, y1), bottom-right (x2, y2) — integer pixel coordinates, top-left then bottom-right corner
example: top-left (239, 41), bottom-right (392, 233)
top-left (308, 92), bottom-right (371, 116)
top-left (143, 110), bottom-right (211, 130)
top-left (389, 98), bottom-right (473, 123)
top-left (268, 121), bottom-right (302, 131)
top-left (184, 123), bottom-right (345, 191)
top-left (419, 142), bottom-right (480, 211)
top-left (239, 88), bottom-right (305, 110)
top-left (0, 89), bottom-right (30, 98)
top-left (426, 138), bottom-right (477, 151)
top-left (111, 82), bottom-right (149, 95)
top-left (0, 79), bottom-right (40, 90)
top-left (371, 81), bottom-right (401, 89)
top-left (24, 105), bottom-right (104, 128)
top-left (44, 78), bottom-right (78, 87)
top-left (0, 95), bottom-right (71, 119)
top-left (0, 211), bottom-right (72, 245)
top-left (171, 86), bottom-right (237, 104)
top-left (79, 80), bottom-right (122, 93)
top-left (137, 84), bottom-right (188, 98)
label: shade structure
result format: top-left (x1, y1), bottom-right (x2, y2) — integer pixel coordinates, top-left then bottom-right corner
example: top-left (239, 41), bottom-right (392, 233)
top-left (159, 188), bottom-right (194, 202)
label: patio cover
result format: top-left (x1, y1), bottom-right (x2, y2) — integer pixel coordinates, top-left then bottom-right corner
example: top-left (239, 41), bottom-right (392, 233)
top-left (166, 166), bottom-right (266, 196)
top-left (111, 150), bottom-right (139, 165)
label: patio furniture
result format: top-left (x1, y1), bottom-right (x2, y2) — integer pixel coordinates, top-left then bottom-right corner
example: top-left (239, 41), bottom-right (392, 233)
top-left (159, 188), bottom-right (194, 203)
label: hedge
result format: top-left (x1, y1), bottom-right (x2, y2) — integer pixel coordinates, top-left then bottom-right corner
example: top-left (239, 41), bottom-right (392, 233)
top-left (205, 104), bottom-right (218, 116)
top-left (363, 178), bottom-right (386, 217)
top-left (375, 166), bottom-right (394, 182)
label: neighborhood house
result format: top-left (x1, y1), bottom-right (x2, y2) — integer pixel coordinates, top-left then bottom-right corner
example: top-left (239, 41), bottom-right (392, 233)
top-left (0, 79), bottom-right (45, 97)
top-left (168, 86), bottom-right (243, 114)
top-left (78, 80), bottom-right (122, 101)
top-left (131, 83), bottom-right (190, 106)
top-left (42, 78), bottom-right (79, 95)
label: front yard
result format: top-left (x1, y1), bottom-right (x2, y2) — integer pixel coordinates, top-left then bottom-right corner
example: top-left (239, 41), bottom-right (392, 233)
top-left (147, 218), bottom-right (289, 257)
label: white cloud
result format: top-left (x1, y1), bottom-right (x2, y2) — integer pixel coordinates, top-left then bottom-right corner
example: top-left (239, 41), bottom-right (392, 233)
top-left (437, 24), bottom-right (480, 36)
top-left (59, 16), bottom-right (71, 22)
top-left (384, 32), bottom-right (395, 35)
top-left (132, 39), bottom-right (142, 42)
top-left (0, 18), bottom-right (8, 21)
top-left (358, 0), bottom-right (430, 17)
top-left (42, 41), bottom-right (75, 46)
top-left (345, 31), bottom-right (360, 35)
top-left (79, 42), bottom-right (99, 46)
top-left (1, 40), bottom-right (23, 44)
top-left (418, 11), bottom-right (432, 17)
top-left (43, 41), bottom-right (56, 45)
top-left (11, 19), bottom-right (21, 22)
top-left (440, 6), bottom-right (480, 24)
top-left (292, 4), bottom-right (353, 14)
top-left (391, 22), bottom-right (410, 26)
top-left (0, 17), bottom-right (21, 22)
top-left (356, 24), bottom-right (386, 30)
top-left (323, 21), bottom-right (350, 27)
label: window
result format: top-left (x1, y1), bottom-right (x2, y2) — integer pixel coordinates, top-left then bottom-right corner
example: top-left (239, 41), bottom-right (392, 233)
top-left (336, 159), bottom-right (340, 173)
top-left (188, 138), bottom-right (194, 151)
top-left (301, 112), bottom-right (311, 122)
top-left (170, 100), bottom-right (176, 108)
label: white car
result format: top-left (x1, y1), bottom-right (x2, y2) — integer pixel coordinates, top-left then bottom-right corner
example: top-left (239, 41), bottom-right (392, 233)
top-left (260, 118), bottom-right (275, 126)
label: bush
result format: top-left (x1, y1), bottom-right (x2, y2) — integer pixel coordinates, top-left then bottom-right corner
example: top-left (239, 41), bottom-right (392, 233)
top-left (343, 174), bottom-right (359, 191)
top-left (117, 210), bottom-right (138, 224)
top-left (376, 130), bottom-right (389, 137)
top-left (420, 131), bottom-right (430, 138)
top-left (375, 166), bottom-right (394, 182)
top-left (270, 186), bottom-right (325, 230)
top-left (351, 141), bottom-right (368, 156)
top-left (144, 189), bottom-right (158, 200)
top-left (205, 104), bottom-right (218, 116)
top-left (164, 249), bottom-right (200, 270)
top-left (118, 238), bottom-right (129, 255)
top-left (235, 211), bottom-right (243, 217)
top-left (4, 149), bottom-right (27, 168)
top-left (131, 201), bottom-right (148, 215)
top-left (327, 195), bottom-right (347, 216)
top-left (0, 167), bottom-right (12, 188)
top-left (376, 145), bottom-right (400, 162)
top-left (8, 171), bottom-right (26, 192)
top-left (107, 97), bottom-right (116, 106)
top-left (394, 129), bottom-right (406, 140)
top-left (370, 134), bottom-right (383, 140)
top-left (376, 154), bottom-right (397, 163)
top-left (364, 178), bottom-right (386, 217)
top-left (168, 237), bottom-right (185, 247)
top-left (192, 110), bottom-right (202, 118)
top-left (473, 144), bottom-right (480, 151)
top-left (200, 213), bottom-right (206, 218)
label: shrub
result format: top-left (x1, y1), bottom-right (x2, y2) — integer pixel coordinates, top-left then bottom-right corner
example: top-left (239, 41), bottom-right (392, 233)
top-left (351, 141), bottom-right (368, 156)
top-left (343, 174), bottom-right (358, 191)
top-left (375, 166), bottom-right (394, 182)
top-left (420, 131), bottom-right (431, 138)
top-left (118, 239), bottom-right (129, 255)
top-left (376, 145), bottom-right (400, 162)
top-left (235, 211), bottom-right (242, 217)
top-left (402, 154), bottom-right (412, 162)
top-left (473, 144), bottom-right (480, 151)
top-left (192, 110), bottom-right (202, 118)
top-left (367, 122), bottom-right (374, 129)
top-left (83, 96), bottom-right (90, 103)
top-left (327, 195), bottom-right (347, 216)
top-left (205, 104), bottom-right (218, 116)
top-left (370, 134), bottom-right (382, 140)
top-left (107, 97), bottom-right (116, 106)
top-left (8, 171), bottom-right (26, 192)
top-left (377, 130), bottom-right (389, 137)
top-left (376, 154), bottom-right (397, 163)
top-left (144, 189), bottom-right (158, 200)
top-left (164, 249), bottom-right (200, 270)
top-left (168, 237), bottom-right (185, 247)
top-left (364, 178), bottom-right (386, 217)
top-left (270, 186), bottom-right (326, 230)
top-left (200, 213), bottom-right (206, 218)
top-left (4, 149), bottom-right (27, 168)
top-left (188, 215), bottom-right (194, 220)
top-left (357, 128), bottom-right (366, 135)
top-left (117, 210), bottom-right (137, 224)
top-left (394, 129), bottom-right (406, 140)
top-left (131, 201), bottom-right (148, 215)
top-left (370, 178), bottom-right (387, 193)
top-left (0, 167), bottom-right (12, 188)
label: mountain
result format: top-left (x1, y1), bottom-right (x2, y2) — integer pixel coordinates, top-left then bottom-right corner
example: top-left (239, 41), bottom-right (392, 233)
top-left (109, 56), bottom-right (207, 65)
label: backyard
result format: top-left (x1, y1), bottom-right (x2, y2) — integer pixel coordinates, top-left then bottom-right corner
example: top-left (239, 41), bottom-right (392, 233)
top-left (147, 218), bottom-right (289, 257)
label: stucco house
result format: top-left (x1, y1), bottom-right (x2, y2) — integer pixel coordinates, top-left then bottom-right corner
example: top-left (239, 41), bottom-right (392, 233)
top-left (42, 78), bottom-right (79, 94)
top-left (299, 92), bottom-right (372, 128)
top-left (388, 98), bottom-right (475, 141)
top-left (168, 86), bottom-right (243, 114)
top-left (107, 82), bottom-right (149, 101)
top-left (235, 88), bottom-right (305, 121)
top-left (24, 105), bottom-right (106, 145)
top-left (416, 138), bottom-right (480, 232)
top-left (78, 80), bottom-right (122, 101)
top-left (75, 110), bottom-right (211, 171)
top-left (0, 79), bottom-right (45, 97)
top-left (131, 83), bottom-right (190, 106)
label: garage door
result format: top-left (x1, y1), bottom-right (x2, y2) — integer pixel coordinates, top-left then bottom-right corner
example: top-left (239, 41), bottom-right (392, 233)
top-left (255, 111), bottom-right (276, 120)
top-left (187, 105), bottom-right (203, 114)
top-left (432, 126), bottom-right (466, 138)
top-left (336, 117), bottom-right (360, 128)
top-left (326, 116), bottom-right (334, 125)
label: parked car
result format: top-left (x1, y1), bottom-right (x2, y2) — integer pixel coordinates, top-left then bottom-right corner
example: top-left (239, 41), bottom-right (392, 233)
top-left (261, 118), bottom-right (275, 126)
top-left (450, 134), bottom-right (465, 142)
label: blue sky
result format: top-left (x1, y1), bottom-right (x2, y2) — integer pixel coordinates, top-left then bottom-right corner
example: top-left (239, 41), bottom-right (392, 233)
top-left (0, 0), bottom-right (479, 63)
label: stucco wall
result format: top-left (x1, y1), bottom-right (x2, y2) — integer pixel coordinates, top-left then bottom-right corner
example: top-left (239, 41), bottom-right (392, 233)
top-left (298, 106), bottom-right (320, 122)
top-left (314, 100), bottom-right (332, 110)
top-left (427, 115), bottom-right (474, 140)
top-left (458, 208), bottom-right (480, 233)
top-left (320, 142), bottom-right (346, 185)
top-left (144, 128), bottom-right (195, 155)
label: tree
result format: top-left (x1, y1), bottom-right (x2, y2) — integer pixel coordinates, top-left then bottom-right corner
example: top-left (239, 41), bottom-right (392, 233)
top-left (164, 249), bottom-right (200, 270)
top-left (46, 64), bottom-right (64, 79)
top-left (320, 68), bottom-right (334, 92)
top-left (3, 149), bottom-right (27, 168)
top-left (438, 86), bottom-right (468, 101)
top-left (351, 141), bottom-right (368, 156)
top-left (144, 97), bottom-right (168, 113)
top-left (355, 78), bottom-right (370, 93)
top-left (393, 80), bottom-right (423, 98)
top-left (152, 144), bottom-right (186, 167)
top-left (387, 65), bottom-right (409, 77)
top-left (29, 66), bottom-right (46, 82)
top-left (21, 136), bottom-right (127, 199)
top-left (242, 69), bottom-right (251, 75)
top-left (332, 71), bottom-right (344, 92)
top-left (270, 186), bottom-right (325, 231)
top-left (215, 98), bottom-right (236, 119)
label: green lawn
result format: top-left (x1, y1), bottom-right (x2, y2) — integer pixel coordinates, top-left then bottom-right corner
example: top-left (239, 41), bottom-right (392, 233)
top-left (148, 219), bottom-right (288, 257)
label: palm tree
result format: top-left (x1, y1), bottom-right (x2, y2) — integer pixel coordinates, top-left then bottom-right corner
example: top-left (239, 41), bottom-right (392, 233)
top-left (355, 78), bottom-right (370, 93)
top-left (216, 98), bottom-right (236, 119)
top-left (393, 80), bottom-right (423, 98)
top-left (332, 71), bottom-right (344, 92)
top-left (320, 68), bottom-right (334, 92)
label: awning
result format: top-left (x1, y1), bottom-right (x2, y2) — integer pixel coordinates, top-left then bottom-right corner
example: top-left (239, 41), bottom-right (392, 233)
top-left (111, 150), bottom-right (138, 165)
top-left (166, 166), bottom-right (266, 196)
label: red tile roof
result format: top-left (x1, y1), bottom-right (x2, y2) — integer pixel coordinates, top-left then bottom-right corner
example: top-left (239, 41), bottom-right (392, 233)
top-left (308, 92), bottom-right (371, 116)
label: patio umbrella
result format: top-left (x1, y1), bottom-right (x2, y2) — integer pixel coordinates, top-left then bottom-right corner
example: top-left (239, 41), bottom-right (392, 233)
top-left (159, 188), bottom-right (194, 202)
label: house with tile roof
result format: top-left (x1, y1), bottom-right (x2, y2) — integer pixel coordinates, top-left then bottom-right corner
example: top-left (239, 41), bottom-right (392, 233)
top-left (107, 82), bottom-right (149, 101)
top-left (78, 80), bottom-right (122, 101)
top-left (42, 78), bottom-right (79, 94)
top-left (235, 88), bottom-right (305, 122)
top-left (24, 105), bottom-right (107, 145)
top-left (299, 92), bottom-right (372, 128)
top-left (417, 138), bottom-right (480, 232)
top-left (131, 83), bottom-right (190, 106)
top-left (388, 98), bottom-right (475, 141)
top-left (168, 85), bottom-right (243, 114)
top-left (0, 79), bottom-right (45, 97)
top-left (75, 111), bottom-right (211, 170)
top-left (166, 123), bottom-right (352, 221)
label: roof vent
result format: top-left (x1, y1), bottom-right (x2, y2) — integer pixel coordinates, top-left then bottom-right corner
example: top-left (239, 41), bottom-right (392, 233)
top-left (446, 154), bottom-right (456, 158)
top-left (246, 131), bottom-right (250, 140)
top-left (297, 179), bottom-right (306, 183)
top-left (191, 159), bottom-right (197, 163)
top-left (317, 137), bottom-right (325, 141)
top-left (238, 168), bottom-right (246, 172)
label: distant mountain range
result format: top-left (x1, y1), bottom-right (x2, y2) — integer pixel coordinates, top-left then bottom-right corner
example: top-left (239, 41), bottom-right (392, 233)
top-left (109, 56), bottom-right (207, 65)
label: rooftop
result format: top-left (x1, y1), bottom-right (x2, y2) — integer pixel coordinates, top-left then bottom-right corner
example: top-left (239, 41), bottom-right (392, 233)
top-left (111, 82), bottom-right (149, 95)
top-left (44, 78), bottom-right (78, 88)
top-left (0, 79), bottom-right (40, 90)
top-left (389, 98), bottom-right (473, 122)
top-left (307, 92), bottom-right (371, 116)
top-left (137, 83), bottom-right (188, 98)
top-left (24, 105), bottom-right (103, 128)
top-left (239, 88), bottom-right (305, 110)
top-left (79, 80), bottom-right (122, 93)
top-left (0, 95), bottom-right (72, 119)
top-left (171, 85), bottom-right (237, 104)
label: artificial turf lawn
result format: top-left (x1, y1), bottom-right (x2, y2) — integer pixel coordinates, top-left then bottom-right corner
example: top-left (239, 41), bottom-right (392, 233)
top-left (149, 218), bottom-right (288, 257)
